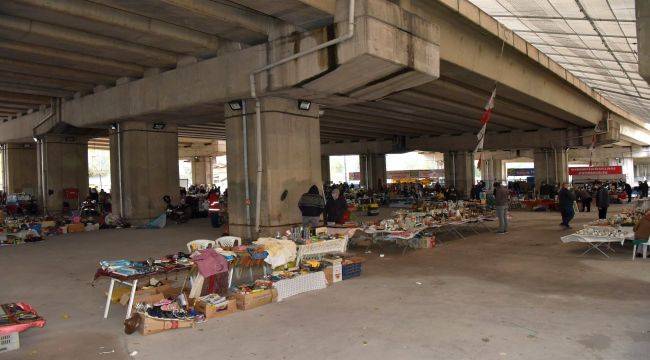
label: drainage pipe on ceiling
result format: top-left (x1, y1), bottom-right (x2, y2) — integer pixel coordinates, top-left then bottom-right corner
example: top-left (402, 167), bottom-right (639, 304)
top-left (248, 0), bottom-right (356, 234)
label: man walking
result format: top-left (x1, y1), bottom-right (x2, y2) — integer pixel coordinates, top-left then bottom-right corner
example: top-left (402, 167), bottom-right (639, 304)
top-left (558, 182), bottom-right (576, 229)
top-left (624, 181), bottom-right (633, 203)
top-left (494, 182), bottom-right (509, 234)
top-left (596, 181), bottom-right (610, 220)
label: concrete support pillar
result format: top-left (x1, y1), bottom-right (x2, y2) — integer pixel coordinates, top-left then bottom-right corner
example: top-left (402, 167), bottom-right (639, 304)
top-left (321, 156), bottom-right (331, 184)
top-left (37, 135), bottom-right (89, 213)
top-left (533, 148), bottom-right (568, 192)
top-left (443, 151), bottom-right (474, 198)
top-left (191, 156), bottom-right (213, 186)
top-left (479, 158), bottom-right (505, 185)
top-left (110, 121), bottom-right (179, 224)
top-left (359, 153), bottom-right (387, 190)
top-left (2, 143), bottom-right (38, 195)
top-left (225, 97), bottom-right (321, 239)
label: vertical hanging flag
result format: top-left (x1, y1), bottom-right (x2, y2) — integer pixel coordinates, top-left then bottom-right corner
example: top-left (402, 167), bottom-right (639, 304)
top-left (474, 87), bottom-right (497, 168)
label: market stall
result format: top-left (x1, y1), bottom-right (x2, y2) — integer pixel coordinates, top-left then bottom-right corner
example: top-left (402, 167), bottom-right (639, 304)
top-left (94, 231), bottom-right (361, 336)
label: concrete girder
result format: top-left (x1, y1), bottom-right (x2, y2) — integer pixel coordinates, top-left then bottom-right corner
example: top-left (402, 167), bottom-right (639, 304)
top-left (231, 0), bottom-right (334, 30)
top-left (0, 82), bottom-right (73, 98)
top-left (334, 100), bottom-right (473, 132)
top-left (419, 78), bottom-right (575, 129)
top-left (0, 0), bottom-right (224, 56)
top-left (323, 109), bottom-right (450, 135)
top-left (376, 97), bottom-right (514, 132)
top-left (0, 71), bottom-right (93, 92)
top-left (320, 128), bottom-right (588, 156)
top-left (0, 0), bottom-right (440, 143)
top-left (0, 91), bottom-right (50, 105)
top-left (339, 102), bottom-right (482, 133)
top-left (0, 40), bottom-right (145, 78)
top-left (93, 0), bottom-right (274, 44)
top-left (0, 102), bottom-right (31, 110)
top-left (0, 15), bottom-right (179, 68)
top-left (0, 107), bottom-right (22, 114)
top-left (0, 58), bottom-right (117, 85)
top-left (312, 0), bottom-right (633, 127)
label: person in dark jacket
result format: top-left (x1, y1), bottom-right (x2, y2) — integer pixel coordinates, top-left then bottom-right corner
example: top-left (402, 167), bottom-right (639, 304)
top-left (595, 181), bottom-right (610, 220)
top-left (558, 182), bottom-right (576, 228)
top-left (624, 182), bottom-right (633, 203)
top-left (298, 185), bottom-right (324, 227)
top-left (324, 188), bottom-right (347, 224)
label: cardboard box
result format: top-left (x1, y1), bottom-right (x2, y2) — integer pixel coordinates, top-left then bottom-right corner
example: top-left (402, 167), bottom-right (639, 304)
top-left (138, 315), bottom-right (195, 336)
top-left (323, 263), bottom-right (343, 285)
top-left (67, 223), bottom-right (85, 233)
top-left (194, 298), bottom-right (237, 319)
top-left (234, 289), bottom-right (277, 311)
top-left (118, 281), bottom-right (178, 306)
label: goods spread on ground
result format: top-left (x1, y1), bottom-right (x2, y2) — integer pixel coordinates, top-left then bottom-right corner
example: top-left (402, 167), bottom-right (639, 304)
top-left (94, 231), bottom-right (364, 336)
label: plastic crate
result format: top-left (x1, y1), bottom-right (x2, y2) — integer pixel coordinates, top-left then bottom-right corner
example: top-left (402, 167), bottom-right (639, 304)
top-left (0, 332), bottom-right (19, 353)
top-left (342, 262), bottom-right (362, 280)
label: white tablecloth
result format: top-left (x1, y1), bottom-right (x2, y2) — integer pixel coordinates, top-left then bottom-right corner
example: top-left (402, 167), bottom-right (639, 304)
top-left (273, 272), bottom-right (327, 302)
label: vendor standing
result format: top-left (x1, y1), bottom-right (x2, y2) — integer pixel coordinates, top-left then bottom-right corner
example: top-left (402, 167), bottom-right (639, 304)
top-left (493, 182), bottom-right (509, 234)
top-left (325, 188), bottom-right (347, 224)
top-left (558, 182), bottom-right (576, 229)
top-left (595, 181), bottom-right (610, 220)
top-left (298, 185), bottom-right (325, 228)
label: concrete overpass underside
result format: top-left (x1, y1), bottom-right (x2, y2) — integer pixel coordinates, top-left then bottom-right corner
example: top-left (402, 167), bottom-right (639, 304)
top-left (1, 0), bottom-right (650, 234)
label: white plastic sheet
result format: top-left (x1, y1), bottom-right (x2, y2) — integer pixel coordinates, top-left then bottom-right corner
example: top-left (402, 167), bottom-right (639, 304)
top-left (469, 0), bottom-right (650, 121)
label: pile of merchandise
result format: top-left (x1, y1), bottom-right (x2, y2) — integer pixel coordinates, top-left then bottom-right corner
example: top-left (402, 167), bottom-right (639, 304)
top-left (0, 210), bottom-right (130, 246)
top-left (97, 232), bottom-right (363, 336)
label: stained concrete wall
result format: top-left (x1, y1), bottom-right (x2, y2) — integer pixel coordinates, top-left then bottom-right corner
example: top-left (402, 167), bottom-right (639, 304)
top-left (109, 121), bottom-right (179, 224)
top-left (4, 143), bottom-right (38, 195)
top-left (225, 97), bottom-right (322, 239)
top-left (37, 135), bottom-right (89, 212)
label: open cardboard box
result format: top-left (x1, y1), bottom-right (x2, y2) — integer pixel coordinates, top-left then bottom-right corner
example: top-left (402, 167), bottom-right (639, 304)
top-left (234, 289), bottom-right (277, 311)
top-left (194, 298), bottom-right (237, 319)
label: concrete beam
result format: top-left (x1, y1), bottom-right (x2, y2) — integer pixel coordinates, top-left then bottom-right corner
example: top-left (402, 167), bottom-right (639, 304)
top-left (321, 128), bottom-right (590, 155)
top-left (0, 15), bottom-right (179, 67)
top-left (2, 0), bottom-right (223, 56)
top-left (0, 82), bottom-right (74, 98)
top-left (0, 91), bottom-right (51, 105)
top-left (0, 58), bottom-right (116, 85)
top-left (0, 40), bottom-right (145, 78)
top-left (0, 71), bottom-right (93, 92)
top-left (0, 0), bottom-right (439, 142)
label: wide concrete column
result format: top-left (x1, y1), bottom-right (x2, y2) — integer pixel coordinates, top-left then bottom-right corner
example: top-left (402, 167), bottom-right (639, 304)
top-left (225, 97), bottom-right (321, 239)
top-left (533, 148), bottom-right (568, 191)
top-left (479, 157), bottom-right (505, 185)
top-left (191, 156), bottom-right (213, 186)
top-left (321, 155), bottom-right (330, 184)
top-left (110, 121), bottom-right (179, 224)
top-left (443, 151), bottom-right (474, 198)
top-left (2, 143), bottom-right (38, 195)
top-left (638, 0), bottom-right (650, 82)
top-left (360, 153), bottom-right (387, 190)
top-left (37, 135), bottom-right (89, 213)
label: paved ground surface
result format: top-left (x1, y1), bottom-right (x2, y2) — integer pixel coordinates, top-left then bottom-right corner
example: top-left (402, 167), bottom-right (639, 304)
top-left (2, 204), bottom-right (650, 360)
